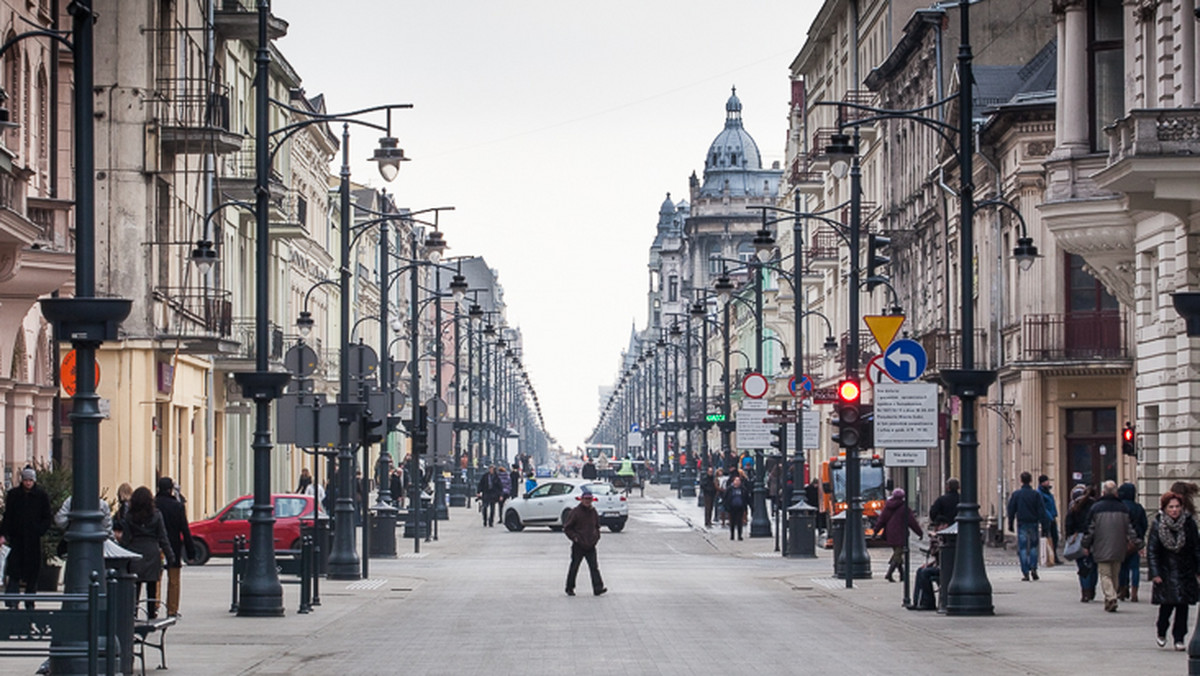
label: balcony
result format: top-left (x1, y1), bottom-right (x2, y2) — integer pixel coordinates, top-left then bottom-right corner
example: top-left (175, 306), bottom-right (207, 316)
top-left (215, 317), bottom-right (285, 365)
top-left (153, 287), bottom-right (240, 355)
top-left (1019, 311), bottom-right (1129, 363)
top-left (217, 138), bottom-right (288, 209)
top-left (838, 90), bottom-right (879, 141)
top-left (267, 190), bottom-right (308, 240)
top-left (789, 155), bottom-right (825, 196)
top-left (806, 227), bottom-right (841, 268)
top-left (213, 0), bottom-right (288, 42)
top-left (917, 329), bottom-right (987, 376)
top-left (153, 80), bottom-right (242, 155)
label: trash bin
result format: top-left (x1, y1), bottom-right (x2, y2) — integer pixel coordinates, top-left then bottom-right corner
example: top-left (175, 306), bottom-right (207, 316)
top-left (369, 504), bottom-right (398, 558)
top-left (308, 516), bottom-right (331, 576)
top-left (403, 497), bottom-right (433, 539)
top-left (105, 540), bottom-right (140, 676)
top-left (434, 476), bottom-right (450, 520)
top-left (830, 511), bottom-right (846, 578)
top-left (449, 474), bottom-right (468, 507)
top-left (680, 469), bottom-right (697, 498)
top-left (787, 500), bottom-right (818, 559)
top-left (936, 523), bottom-right (958, 613)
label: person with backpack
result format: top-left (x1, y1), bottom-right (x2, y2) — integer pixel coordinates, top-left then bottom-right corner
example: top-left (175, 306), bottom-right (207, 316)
top-left (725, 475), bottom-right (750, 541)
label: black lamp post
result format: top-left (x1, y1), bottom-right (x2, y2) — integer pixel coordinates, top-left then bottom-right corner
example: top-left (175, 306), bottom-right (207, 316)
top-left (20, 2), bottom-right (132, 670)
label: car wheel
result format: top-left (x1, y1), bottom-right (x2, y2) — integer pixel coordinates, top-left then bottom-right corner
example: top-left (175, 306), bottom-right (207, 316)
top-left (608, 520), bottom-right (626, 533)
top-left (554, 509), bottom-right (572, 530)
top-left (191, 539), bottom-right (210, 566)
top-left (504, 510), bottom-right (524, 532)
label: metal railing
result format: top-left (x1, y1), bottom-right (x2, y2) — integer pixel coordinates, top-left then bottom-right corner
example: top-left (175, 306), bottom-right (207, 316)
top-left (917, 328), bottom-right (988, 373)
top-left (1021, 311), bottom-right (1127, 361)
top-left (229, 319), bottom-right (285, 361)
top-left (154, 77), bottom-right (232, 131)
top-left (155, 287), bottom-right (233, 337)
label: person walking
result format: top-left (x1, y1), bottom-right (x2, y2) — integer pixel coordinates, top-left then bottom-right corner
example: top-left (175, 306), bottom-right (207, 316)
top-left (476, 466), bottom-right (502, 527)
top-left (874, 488), bottom-right (923, 582)
top-left (0, 468), bottom-right (52, 609)
top-left (563, 488), bottom-right (606, 597)
top-left (700, 467), bottom-right (717, 528)
top-left (929, 478), bottom-right (960, 529)
top-left (581, 457), bottom-right (597, 480)
top-left (1065, 484), bottom-right (1098, 602)
top-left (1007, 471), bottom-right (1044, 581)
top-left (120, 486), bottom-right (175, 619)
top-left (154, 477), bottom-right (195, 618)
top-left (1116, 482), bottom-right (1148, 602)
top-left (295, 467), bottom-right (312, 495)
top-left (1082, 480), bottom-right (1143, 612)
top-left (1147, 491), bottom-right (1200, 650)
top-left (112, 482), bottom-right (134, 536)
top-left (1038, 475), bottom-right (1063, 565)
top-left (725, 476), bottom-right (750, 541)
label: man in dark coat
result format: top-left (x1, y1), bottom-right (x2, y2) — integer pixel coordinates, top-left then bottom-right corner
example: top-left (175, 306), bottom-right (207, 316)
top-left (1083, 480), bottom-right (1143, 612)
top-left (0, 467), bottom-right (53, 608)
top-left (580, 458), bottom-right (597, 480)
top-left (476, 466), bottom-right (502, 527)
top-left (155, 477), bottom-right (195, 617)
top-left (875, 488), bottom-right (923, 582)
top-left (1007, 471), bottom-right (1045, 581)
top-left (700, 467), bottom-right (717, 528)
top-left (929, 478), bottom-right (960, 528)
top-left (563, 488), bottom-right (606, 596)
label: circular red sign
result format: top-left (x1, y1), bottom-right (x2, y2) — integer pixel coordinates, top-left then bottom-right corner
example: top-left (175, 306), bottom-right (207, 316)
top-left (741, 372), bottom-right (769, 399)
top-left (61, 349), bottom-right (100, 397)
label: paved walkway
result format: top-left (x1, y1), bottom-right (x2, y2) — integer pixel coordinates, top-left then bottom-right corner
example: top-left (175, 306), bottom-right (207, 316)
top-left (7, 484), bottom-right (1187, 674)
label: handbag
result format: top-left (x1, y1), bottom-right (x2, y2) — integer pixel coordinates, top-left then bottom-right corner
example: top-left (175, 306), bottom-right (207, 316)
top-left (1063, 532), bottom-right (1085, 561)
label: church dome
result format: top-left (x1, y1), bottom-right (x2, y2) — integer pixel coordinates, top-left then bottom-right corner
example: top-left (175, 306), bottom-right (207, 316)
top-left (659, 192), bottom-right (675, 216)
top-left (703, 86), bottom-right (761, 173)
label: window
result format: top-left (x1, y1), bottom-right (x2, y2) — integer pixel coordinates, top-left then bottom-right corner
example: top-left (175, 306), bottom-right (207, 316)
top-left (275, 497), bottom-right (307, 518)
top-left (668, 275), bottom-right (678, 302)
top-left (1088, 0), bottom-right (1124, 152)
top-left (224, 499), bottom-right (253, 521)
top-left (1067, 254), bottom-right (1118, 313)
top-left (297, 195), bottom-right (307, 228)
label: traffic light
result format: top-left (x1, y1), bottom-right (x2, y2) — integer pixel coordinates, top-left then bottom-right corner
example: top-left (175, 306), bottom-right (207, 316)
top-left (1122, 423), bottom-right (1135, 456)
top-left (859, 404), bottom-right (875, 450)
top-left (362, 413), bottom-right (385, 445)
top-left (836, 378), bottom-right (862, 448)
top-left (866, 232), bottom-right (891, 292)
top-left (769, 425), bottom-right (786, 452)
top-left (411, 405), bottom-right (429, 455)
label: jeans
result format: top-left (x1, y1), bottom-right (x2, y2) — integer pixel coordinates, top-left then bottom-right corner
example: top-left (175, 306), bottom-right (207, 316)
top-left (1118, 552), bottom-right (1141, 589)
top-left (1077, 554), bottom-right (1098, 591)
top-left (1017, 523), bottom-right (1040, 574)
top-left (566, 543), bottom-right (604, 593)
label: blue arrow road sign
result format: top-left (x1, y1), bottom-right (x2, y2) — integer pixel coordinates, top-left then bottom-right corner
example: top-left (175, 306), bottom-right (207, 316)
top-left (884, 338), bottom-right (927, 382)
top-left (630, 423), bottom-right (640, 433)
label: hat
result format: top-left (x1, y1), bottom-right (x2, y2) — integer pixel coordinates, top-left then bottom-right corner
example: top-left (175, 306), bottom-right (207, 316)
top-left (892, 488), bottom-right (905, 499)
top-left (1071, 484), bottom-right (1086, 500)
top-left (20, 468), bottom-right (35, 482)
top-left (579, 488), bottom-right (595, 501)
top-left (1038, 474), bottom-right (1049, 484)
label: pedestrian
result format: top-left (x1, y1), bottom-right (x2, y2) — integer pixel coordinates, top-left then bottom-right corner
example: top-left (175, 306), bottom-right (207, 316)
top-left (524, 472), bottom-right (537, 495)
top-left (389, 467), bottom-right (403, 509)
top-left (929, 478), bottom-right (960, 528)
top-left (1147, 491), bottom-right (1200, 651)
top-left (725, 475), bottom-right (750, 541)
top-left (1007, 471), bottom-right (1044, 581)
top-left (120, 486), bottom-right (175, 619)
top-left (510, 464), bottom-right (522, 501)
top-left (1081, 480), bottom-right (1142, 612)
top-left (154, 477), bottom-right (195, 618)
top-left (476, 466), bottom-right (502, 527)
top-left (562, 487), bottom-right (606, 597)
top-left (497, 466), bottom-right (511, 514)
top-left (581, 457), bottom-right (597, 480)
top-left (1038, 475), bottom-right (1063, 565)
top-left (716, 469), bottom-right (728, 527)
top-left (0, 468), bottom-right (52, 609)
top-left (874, 488), bottom-right (923, 582)
top-left (295, 467), bottom-right (312, 495)
top-left (113, 482), bottom-right (133, 536)
top-left (1170, 481), bottom-right (1200, 516)
top-left (700, 467), bottom-right (717, 528)
top-left (1065, 484), bottom-right (1098, 602)
top-left (1117, 481), bottom-right (1148, 602)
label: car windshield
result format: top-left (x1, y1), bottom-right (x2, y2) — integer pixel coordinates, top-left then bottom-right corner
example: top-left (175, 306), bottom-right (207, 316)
top-left (831, 464), bottom-right (887, 503)
top-left (224, 498), bottom-right (253, 521)
top-left (582, 483), bottom-right (614, 496)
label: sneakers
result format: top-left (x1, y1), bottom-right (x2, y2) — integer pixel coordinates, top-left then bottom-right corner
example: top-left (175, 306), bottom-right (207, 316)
top-left (1176, 642), bottom-right (1187, 652)
top-left (1104, 599), bottom-right (1118, 612)
top-left (1157, 635), bottom-right (1167, 648)
top-left (1031, 570), bottom-right (1039, 581)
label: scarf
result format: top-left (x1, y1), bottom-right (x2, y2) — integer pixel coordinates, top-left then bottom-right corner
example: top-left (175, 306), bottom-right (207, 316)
top-left (1159, 513), bottom-right (1188, 553)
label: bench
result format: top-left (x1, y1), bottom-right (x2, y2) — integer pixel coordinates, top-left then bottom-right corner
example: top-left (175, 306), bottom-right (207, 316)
top-left (132, 606), bottom-right (176, 675)
top-left (0, 572), bottom-right (115, 676)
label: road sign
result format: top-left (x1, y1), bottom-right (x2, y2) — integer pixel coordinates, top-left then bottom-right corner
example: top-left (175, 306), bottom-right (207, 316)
top-left (742, 372), bottom-right (769, 399)
top-left (885, 449), bottom-right (928, 467)
top-left (762, 415), bottom-right (798, 424)
top-left (736, 398), bottom-right (771, 449)
top-left (811, 386), bottom-right (837, 405)
top-left (60, 349), bottom-right (100, 397)
top-left (788, 374), bottom-right (813, 396)
top-left (874, 382), bottom-right (938, 448)
top-left (864, 315), bottom-right (905, 351)
top-left (883, 338), bottom-right (927, 382)
top-left (630, 423), bottom-right (640, 433)
top-left (866, 354), bottom-right (899, 386)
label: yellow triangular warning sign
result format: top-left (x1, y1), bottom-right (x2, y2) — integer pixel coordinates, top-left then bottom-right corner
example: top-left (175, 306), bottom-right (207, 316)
top-left (863, 315), bottom-right (905, 351)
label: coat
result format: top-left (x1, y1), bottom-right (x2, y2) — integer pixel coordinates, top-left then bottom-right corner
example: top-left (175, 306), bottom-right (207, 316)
top-left (1147, 513), bottom-right (1200, 606)
top-left (155, 492), bottom-right (195, 568)
top-left (477, 472), bottom-right (502, 501)
top-left (875, 495), bottom-right (922, 547)
top-left (1082, 494), bottom-right (1141, 563)
top-left (120, 511), bottom-right (174, 582)
top-left (929, 491), bottom-right (959, 527)
top-left (563, 504), bottom-right (601, 550)
top-left (0, 484), bottom-right (52, 580)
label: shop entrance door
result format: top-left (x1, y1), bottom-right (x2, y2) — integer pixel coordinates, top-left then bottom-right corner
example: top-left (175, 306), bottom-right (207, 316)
top-left (1065, 408), bottom-right (1118, 492)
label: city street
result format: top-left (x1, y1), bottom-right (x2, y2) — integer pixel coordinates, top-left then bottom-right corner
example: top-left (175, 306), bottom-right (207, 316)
top-left (18, 484), bottom-right (1182, 675)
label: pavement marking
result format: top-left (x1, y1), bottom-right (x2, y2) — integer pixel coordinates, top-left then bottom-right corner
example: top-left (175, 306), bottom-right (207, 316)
top-left (400, 553), bottom-right (428, 559)
top-left (809, 578), bottom-right (849, 590)
top-left (346, 578), bottom-right (388, 590)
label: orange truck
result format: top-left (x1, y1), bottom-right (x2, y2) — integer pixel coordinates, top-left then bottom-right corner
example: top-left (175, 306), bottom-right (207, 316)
top-left (819, 454), bottom-right (888, 547)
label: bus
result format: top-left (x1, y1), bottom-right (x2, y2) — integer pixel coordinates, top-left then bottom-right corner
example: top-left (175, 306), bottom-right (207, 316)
top-left (819, 454), bottom-right (888, 547)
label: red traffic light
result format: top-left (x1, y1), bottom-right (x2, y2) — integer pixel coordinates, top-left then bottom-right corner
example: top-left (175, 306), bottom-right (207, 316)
top-left (1122, 426), bottom-right (1134, 442)
top-left (838, 379), bottom-right (861, 403)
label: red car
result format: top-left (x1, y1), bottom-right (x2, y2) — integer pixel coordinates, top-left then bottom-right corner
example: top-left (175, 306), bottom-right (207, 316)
top-left (188, 493), bottom-right (316, 565)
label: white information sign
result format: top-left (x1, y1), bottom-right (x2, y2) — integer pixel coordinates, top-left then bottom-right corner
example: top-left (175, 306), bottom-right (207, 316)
top-left (874, 383), bottom-right (938, 448)
top-left (627, 432), bottom-right (643, 448)
top-left (736, 399), bottom-right (772, 449)
top-left (779, 412), bottom-right (821, 451)
top-left (885, 448), bottom-right (928, 467)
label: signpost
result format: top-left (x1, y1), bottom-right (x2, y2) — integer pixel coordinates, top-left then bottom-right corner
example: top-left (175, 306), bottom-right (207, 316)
top-left (811, 386), bottom-right (837, 405)
top-left (874, 383), bottom-right (938, 448)
top-left (885, 449), bottom-right (929, 467)
top-left (736, 398), bottom-right (772, 449)
top-left (742, 372), bottom-right (769, 399)
top-left (883, 338), bottom-right (927, 383)
top-left (60, 349), bottom-right (100, 397)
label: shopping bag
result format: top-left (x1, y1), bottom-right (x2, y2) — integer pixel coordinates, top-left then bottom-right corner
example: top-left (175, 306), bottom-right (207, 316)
top-left (0, 543), bottom-right (8, 581)
top-left (1040, 537), bottom-right (1055, 567)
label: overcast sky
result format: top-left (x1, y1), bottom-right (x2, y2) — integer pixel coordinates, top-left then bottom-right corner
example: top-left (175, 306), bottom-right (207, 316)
top-left (282, 1), bottom-right (821, 454)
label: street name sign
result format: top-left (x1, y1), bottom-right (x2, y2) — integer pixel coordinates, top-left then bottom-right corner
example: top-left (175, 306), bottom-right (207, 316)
top-left (812, 386), bottom-right (837, 404)
top-left (874, 382), bottom-right (938, 448)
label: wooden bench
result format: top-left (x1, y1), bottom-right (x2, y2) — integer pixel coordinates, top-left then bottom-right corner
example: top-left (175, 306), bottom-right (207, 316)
top-left (132, 608), bottom-right (176, 675)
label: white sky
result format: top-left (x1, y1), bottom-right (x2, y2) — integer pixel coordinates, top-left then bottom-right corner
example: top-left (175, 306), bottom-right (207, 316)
top-left (282, 1), bottom-right (821, 453)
